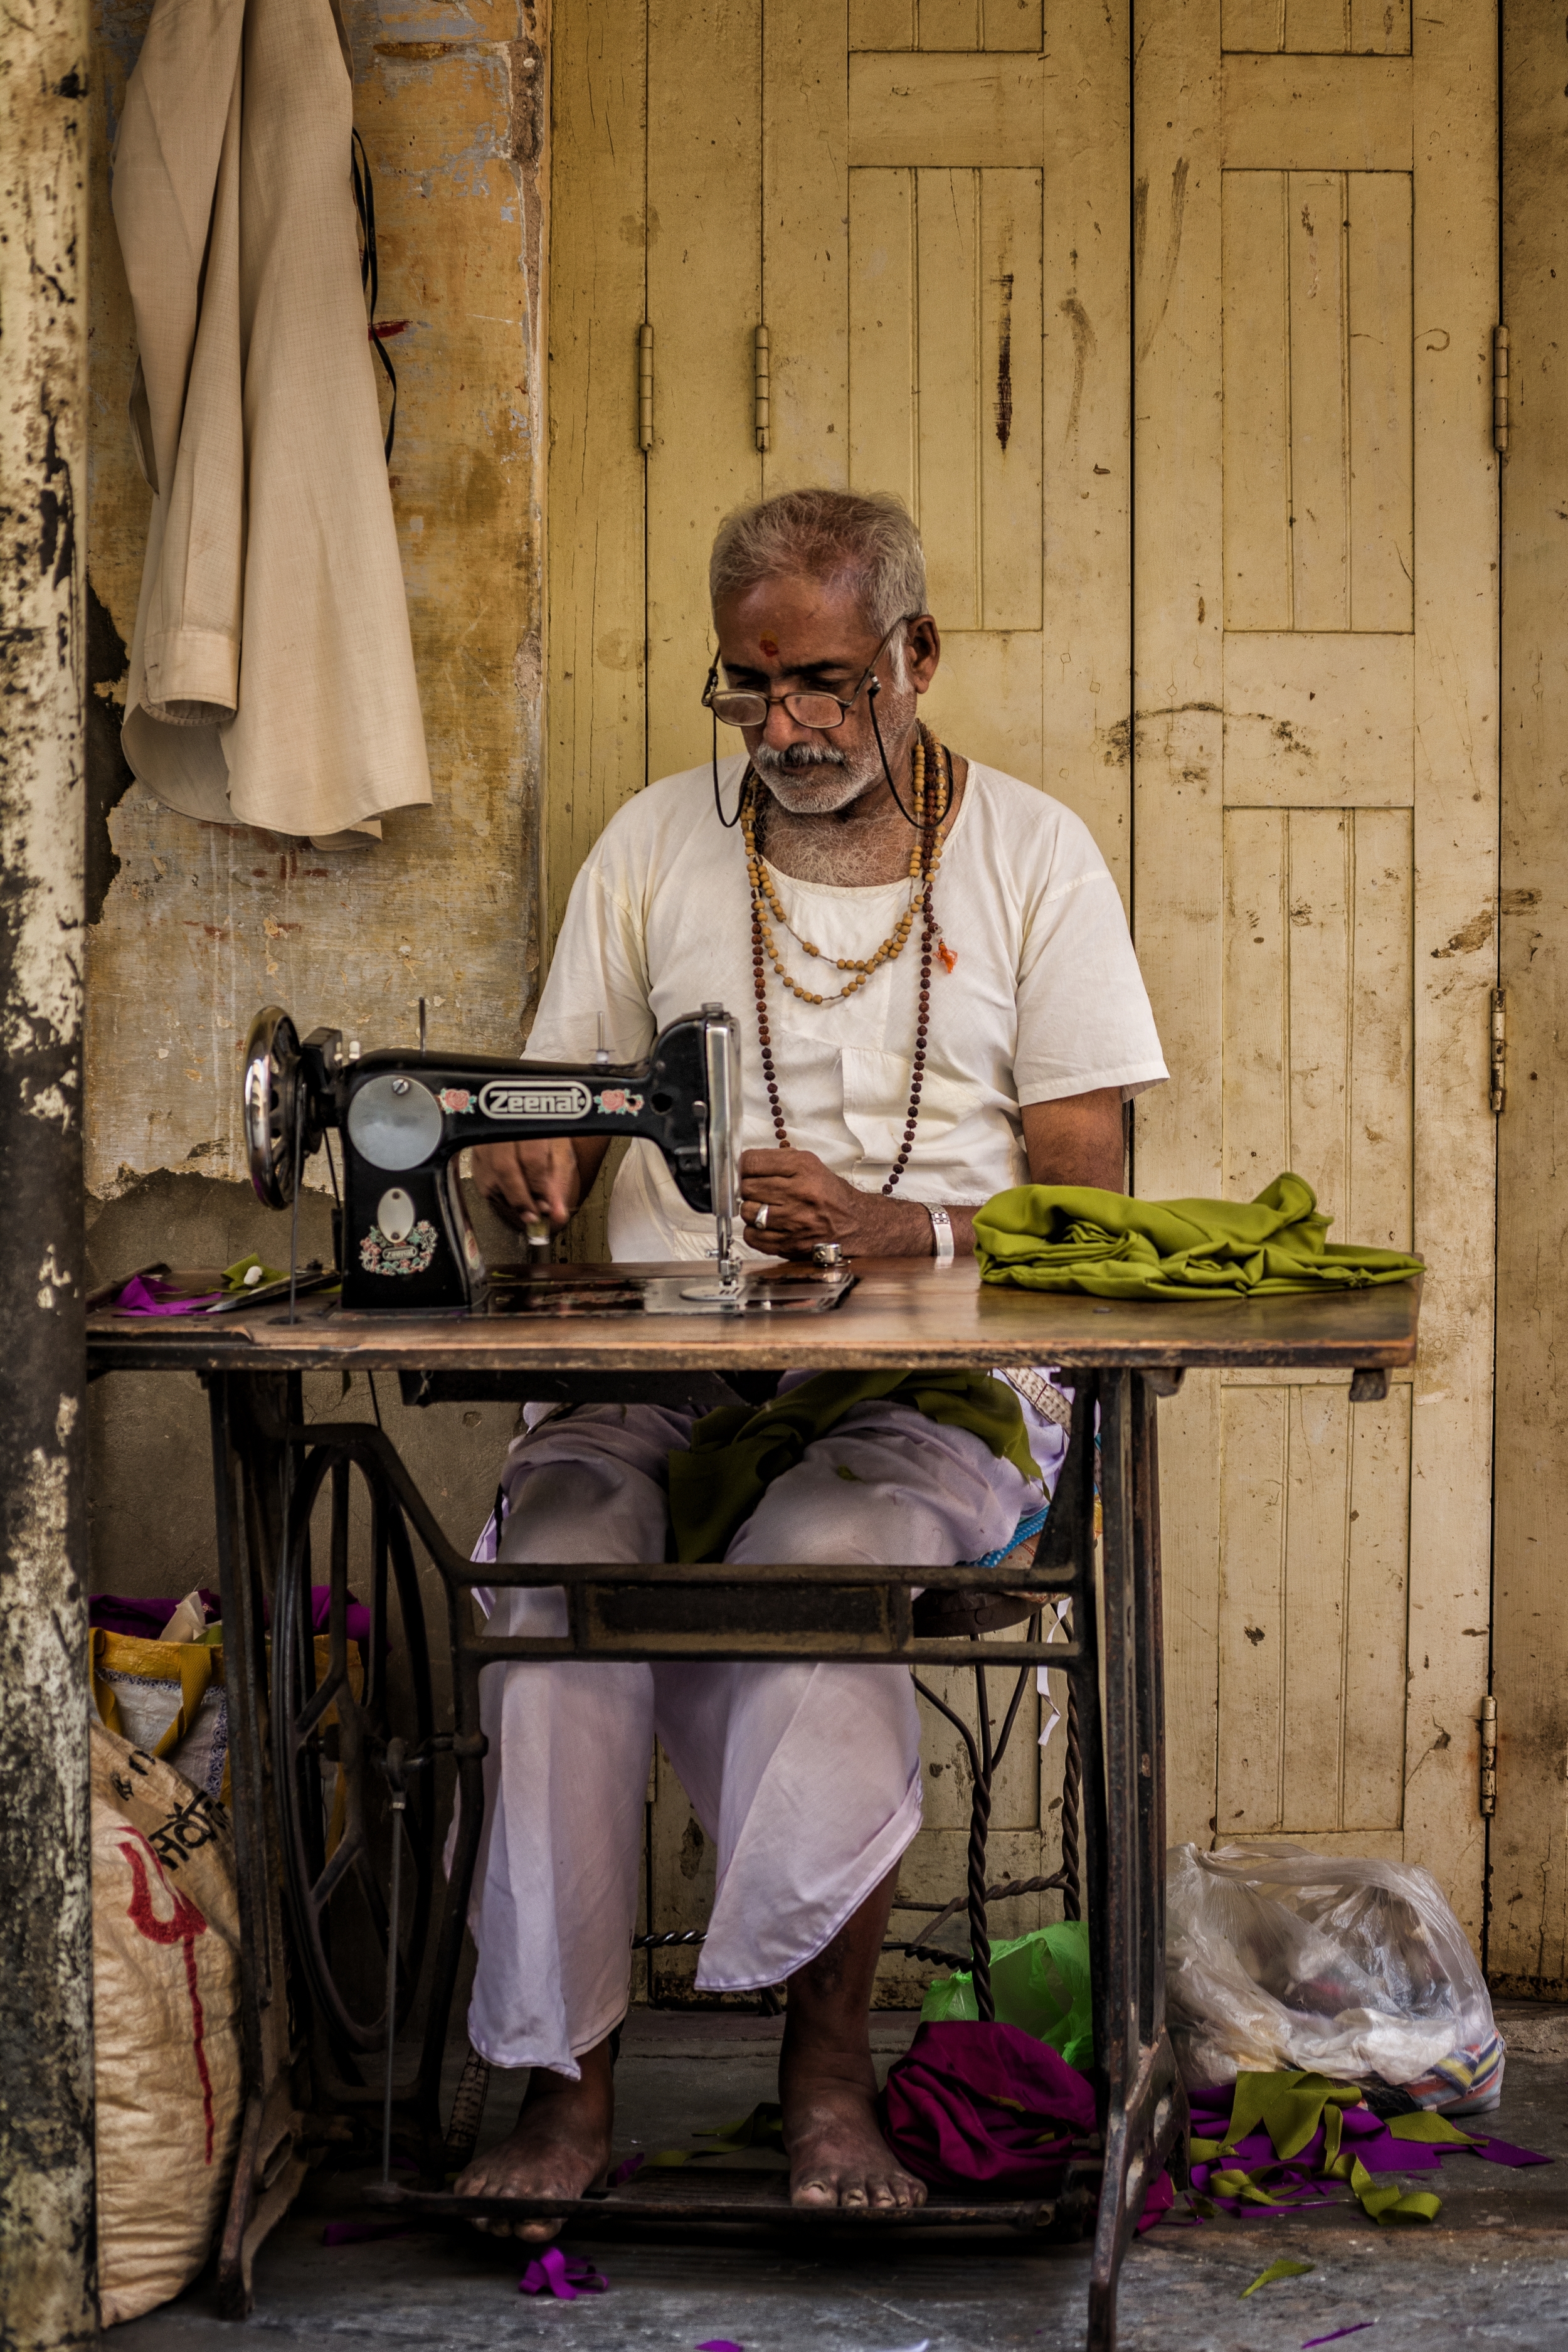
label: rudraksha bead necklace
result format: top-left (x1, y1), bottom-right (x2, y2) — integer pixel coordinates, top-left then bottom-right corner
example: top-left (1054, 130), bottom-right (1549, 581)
top-left (747, 726), bottom-right (951, 1197)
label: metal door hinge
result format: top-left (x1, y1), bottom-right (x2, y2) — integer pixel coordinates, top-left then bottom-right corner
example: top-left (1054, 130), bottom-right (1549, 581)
top-left (1490, 986), bottom-right (1507, 1114)
top-left (1493, 325), bottom-right (1510, 454)
top-left (754, 324), bottom-right (771, 452)
top-left (1480, 1693), bottom-right (1497, 1817)
top-left (638, 323), bottom-right (654, 452)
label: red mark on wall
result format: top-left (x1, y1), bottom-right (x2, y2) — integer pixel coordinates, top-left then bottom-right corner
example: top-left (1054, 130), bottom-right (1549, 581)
top-left (119, 1833), bottom-right (216, 2162)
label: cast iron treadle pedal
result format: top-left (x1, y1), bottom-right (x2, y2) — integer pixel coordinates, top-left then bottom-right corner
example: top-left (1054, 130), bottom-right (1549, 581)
top-left (571, 1579), bottom-right (912, 1652)
top-left (363, 2168), bottom-right (1101, 2237)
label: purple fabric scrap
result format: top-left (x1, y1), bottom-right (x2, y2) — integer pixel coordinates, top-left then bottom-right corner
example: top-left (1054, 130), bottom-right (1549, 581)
top-left (1469, 2134), bottom-right (1550, 2168)
top-left (114, 1275), bottom-right (223, 1316)
top-left (1146, 2079), bottom-right (1552, 2237)
top-left (607, 2153), bottom-right (646, 2186)
top-left (881, 2020), bottom-right (1096, 2194)
top-left (1301, 2328), bottom-right (1375, 2347)
top-left (91, 1584), bottom-right (373, 1645)
top-left (519, 2247), bottom-right (606, 2299)
top-left (696, 2341), bottom-right (744, 2350)
top-left (91, 1591), bottom-right (222, 1638)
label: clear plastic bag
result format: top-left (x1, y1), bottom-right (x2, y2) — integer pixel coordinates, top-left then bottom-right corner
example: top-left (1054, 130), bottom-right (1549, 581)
top-left (1166, 1843), bottom-right (1503, 2112)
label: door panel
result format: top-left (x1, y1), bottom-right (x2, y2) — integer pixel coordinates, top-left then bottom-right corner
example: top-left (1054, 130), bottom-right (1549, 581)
top-left (1221, 0), bottom-right (1411, 55)
top-left (1221, 169), bottom-right (1412, 632)
top-left (1135, 0), bottom-right (1496, 1938)
top-left (1491, 4), bottom-right (1568, 1996)
top-left (548, 0), bottom-right (1498, 1989)
top-left (639, 0), bottom-right (1127, 1997)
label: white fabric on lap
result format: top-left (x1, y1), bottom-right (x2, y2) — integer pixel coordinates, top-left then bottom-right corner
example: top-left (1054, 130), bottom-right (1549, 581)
top-left (459, 1397), bottom-right (1040, 2075)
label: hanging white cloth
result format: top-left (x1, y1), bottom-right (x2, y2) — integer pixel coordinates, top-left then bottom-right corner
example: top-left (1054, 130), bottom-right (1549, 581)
top-left (111, 0), bottom-right (431, 842)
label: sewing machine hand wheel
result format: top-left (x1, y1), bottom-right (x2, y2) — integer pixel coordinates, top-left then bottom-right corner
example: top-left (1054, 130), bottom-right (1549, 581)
top-left (243, 1004), bottom-right (307, 1208)
top-left (272, 1436), bottom-right (437, 2066)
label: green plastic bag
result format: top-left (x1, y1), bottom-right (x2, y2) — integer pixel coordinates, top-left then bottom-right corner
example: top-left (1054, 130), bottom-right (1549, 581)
top-left (919, 1919), bottom-right (1093, 2071)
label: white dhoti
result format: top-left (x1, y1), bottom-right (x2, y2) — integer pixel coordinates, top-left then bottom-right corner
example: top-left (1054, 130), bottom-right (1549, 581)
top-left (462, 1383), bottom-right (1065, 2077)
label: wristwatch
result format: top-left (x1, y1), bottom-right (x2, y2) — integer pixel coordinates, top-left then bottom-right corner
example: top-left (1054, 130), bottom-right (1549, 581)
top-left (926, 1204), bottom-right (955, 1268)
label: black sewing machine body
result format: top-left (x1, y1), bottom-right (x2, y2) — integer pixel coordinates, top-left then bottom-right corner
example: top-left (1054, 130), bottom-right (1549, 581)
top-left (244, 1005), bottom-right (744, 1312)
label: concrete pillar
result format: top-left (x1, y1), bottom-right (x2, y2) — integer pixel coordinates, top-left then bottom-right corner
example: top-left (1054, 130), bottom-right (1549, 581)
top-left (0, 0), bottom-right (97, 2340)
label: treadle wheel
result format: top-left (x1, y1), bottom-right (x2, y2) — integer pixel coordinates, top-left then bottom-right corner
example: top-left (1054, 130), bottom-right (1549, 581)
top-left (272, 1437), bottom-right (438, 2060)
top-left (243, 1005), bottom-right (306, 1208)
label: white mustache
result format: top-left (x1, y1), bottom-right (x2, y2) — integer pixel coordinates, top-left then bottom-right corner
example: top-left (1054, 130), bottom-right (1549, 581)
top-left (750, 742), bottom-right (849, 774)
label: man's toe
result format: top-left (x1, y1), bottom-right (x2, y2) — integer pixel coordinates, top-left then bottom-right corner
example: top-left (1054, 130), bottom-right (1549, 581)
top-left (792, 2176), bottom-right (836, 2206)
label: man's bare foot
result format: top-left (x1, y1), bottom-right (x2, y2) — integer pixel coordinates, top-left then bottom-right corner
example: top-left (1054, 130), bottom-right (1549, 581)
top-left (784, 2066), bottom-right (927, 2211)
top-left (780, 1865), bottom-right (928, 2213)
top-left (453, 2035), bottom-right (615, 2240)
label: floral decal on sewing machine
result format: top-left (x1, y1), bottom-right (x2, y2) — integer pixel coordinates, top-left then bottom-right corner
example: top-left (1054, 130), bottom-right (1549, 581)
top-left (361, 1185), bottom-right (439, 1276)
top-left (360, 1222), bottom-right (439, 1277)
top-left (593, 1088), bottom-right (644, 1115)
top-left (437, 1087), bottom-right (475, 1114)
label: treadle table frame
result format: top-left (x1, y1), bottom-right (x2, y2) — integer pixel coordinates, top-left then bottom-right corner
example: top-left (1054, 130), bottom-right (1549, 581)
top-left (85, 1261), bottom-right (1421, 2349)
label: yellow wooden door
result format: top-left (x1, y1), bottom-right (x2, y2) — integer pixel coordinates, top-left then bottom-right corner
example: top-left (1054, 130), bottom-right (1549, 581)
top-left (547, 0), bottom-right (1502, 1990)
top-left (1132, 3), bottom-right (1499, 1940)
top-left (1491, 6), bottom-right (1568, 2000)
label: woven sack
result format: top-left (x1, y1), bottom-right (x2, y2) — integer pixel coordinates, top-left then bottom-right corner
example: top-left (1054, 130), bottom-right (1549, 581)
top-left (92, 1720), bottom-right (243, 2325)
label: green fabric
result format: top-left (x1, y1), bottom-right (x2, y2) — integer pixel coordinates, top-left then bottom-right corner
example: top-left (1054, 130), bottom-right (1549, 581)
top-left (920, 1920), bottom-right (1094, 2071)
top-left (973, 1172), bottom-right (1423, 1300)
top-left (644, 2102), bottom-right (785, 2165)
top-left (1239, 2258), bottom-right (1314, 2298)
top-left (222, 1252), bottom-right (290, 1291)
top-left (1210, 2072), bottom-right (1447, 2228)
top-left (1222, 2069), bottom-right (1364, 2162)
top-left (668, 1370), bottom-right (1039, 1564)
top-left (1388, 2110), bottom-right (1476, 2147)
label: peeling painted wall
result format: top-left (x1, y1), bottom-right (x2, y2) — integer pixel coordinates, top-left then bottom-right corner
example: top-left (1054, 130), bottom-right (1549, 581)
top-left (85, 0), bottom-right (547, 1200)
top-left (82, 0), bottom-right (549, 1608)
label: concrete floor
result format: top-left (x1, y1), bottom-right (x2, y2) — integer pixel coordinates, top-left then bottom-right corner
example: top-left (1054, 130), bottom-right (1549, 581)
top-left (117, 2003), bottom-right (1568, 2351)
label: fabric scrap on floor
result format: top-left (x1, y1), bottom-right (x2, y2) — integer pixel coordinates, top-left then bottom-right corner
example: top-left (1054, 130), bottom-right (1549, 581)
top-left (519, 2248), bottom-right (605, 2299)
top-left (880, 2019), bottom-right (1096, 2192)
top-left (1140, 2070), bottom-right (1550, 2237)
top-left (1241, 2257), bottom-right (1315, 2296)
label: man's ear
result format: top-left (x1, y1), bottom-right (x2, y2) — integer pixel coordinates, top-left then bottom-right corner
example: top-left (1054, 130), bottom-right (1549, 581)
top-left (908, 615), bottom-right (941, 693)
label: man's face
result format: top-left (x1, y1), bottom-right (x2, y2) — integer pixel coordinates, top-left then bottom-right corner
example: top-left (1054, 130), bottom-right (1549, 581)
top-left (712, 573), bottom-right (936, 815)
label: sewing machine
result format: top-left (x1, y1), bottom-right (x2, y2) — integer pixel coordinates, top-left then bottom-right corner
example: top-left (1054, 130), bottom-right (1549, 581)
top-left (241, 1002), bottom-right (852, 1315)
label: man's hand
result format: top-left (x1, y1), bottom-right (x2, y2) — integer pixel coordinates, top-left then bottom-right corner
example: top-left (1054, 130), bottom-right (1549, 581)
top-left (739, 1149), bottom-right (960, 1258)
top-left (470, 1137), bottom-right (608, 1234)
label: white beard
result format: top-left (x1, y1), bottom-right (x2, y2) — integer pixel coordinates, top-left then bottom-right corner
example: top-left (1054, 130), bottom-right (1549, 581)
top-left (751, 715), bottom-right (911, 815)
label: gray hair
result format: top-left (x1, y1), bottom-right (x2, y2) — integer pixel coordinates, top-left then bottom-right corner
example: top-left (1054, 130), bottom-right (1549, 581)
top-left (709, 489), bottom-right (929, 650)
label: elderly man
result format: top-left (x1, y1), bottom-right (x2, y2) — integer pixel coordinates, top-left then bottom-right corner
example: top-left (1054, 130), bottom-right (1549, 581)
top-left (458, 487), bottom-right (1166, 2228)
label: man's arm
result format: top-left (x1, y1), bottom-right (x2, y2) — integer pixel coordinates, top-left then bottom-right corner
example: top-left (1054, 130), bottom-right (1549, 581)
top-left (1020, 1087), bottom-right (1125, 1191)
top-left (739, 1085), bottom-right (1126, 1259)
top-left (470, 1136), bottom-right (611, 1232)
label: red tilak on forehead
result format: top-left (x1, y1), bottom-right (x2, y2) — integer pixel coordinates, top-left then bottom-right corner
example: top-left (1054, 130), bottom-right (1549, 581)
top-left (758, 635), bottom-right (780, 656)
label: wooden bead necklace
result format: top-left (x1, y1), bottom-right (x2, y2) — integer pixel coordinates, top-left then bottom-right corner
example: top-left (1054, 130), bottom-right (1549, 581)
top-left (742, 743), bottom-right (940, 1005)
top-left (747, 726), bottom-right (951, 1197)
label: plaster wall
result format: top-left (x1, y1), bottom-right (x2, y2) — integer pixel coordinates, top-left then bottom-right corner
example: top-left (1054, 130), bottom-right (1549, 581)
top-left (83, 0), bottom-right (548, 1587)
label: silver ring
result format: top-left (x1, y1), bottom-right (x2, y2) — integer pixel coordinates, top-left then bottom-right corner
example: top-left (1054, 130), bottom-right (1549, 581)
top-left (755, 1203), bottom-right (770, 1231)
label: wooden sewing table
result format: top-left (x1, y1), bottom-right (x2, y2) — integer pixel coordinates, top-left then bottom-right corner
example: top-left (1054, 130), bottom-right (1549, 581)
top-left (85, 1261), bottom-right (1421, 2351)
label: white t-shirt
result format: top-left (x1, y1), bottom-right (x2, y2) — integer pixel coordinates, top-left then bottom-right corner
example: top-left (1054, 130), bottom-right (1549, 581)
top-left (526, 755), bottom-right (1168, 1261)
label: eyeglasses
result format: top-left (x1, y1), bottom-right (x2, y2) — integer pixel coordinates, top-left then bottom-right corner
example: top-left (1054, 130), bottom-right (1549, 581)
top-left (701, 614), bottom-right (925, 731)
